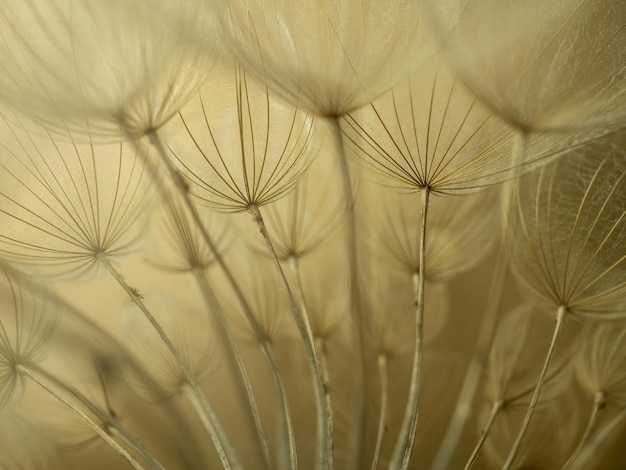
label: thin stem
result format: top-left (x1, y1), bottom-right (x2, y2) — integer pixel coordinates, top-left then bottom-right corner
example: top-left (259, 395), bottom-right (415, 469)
top-left (144, 133), bottom-right (265, 346)
top-left (331, 117), bottom-right (365, 470)
top-left (29, 364), bottom-right (164, 470)
top-left (97, 253), bottom-right (239, 470)
top-left (391, 187), bottom-right (430, 470)
top-left (17, 366), bottom-right (145, 470)
top-left (261, 340), bottom-right (298, 470)
top-left (144, 132), bottom-right (292, 469)
top-left (288, 255), bottom-right (335, 447)
top-left (431, 249), bottom-right (507, 470)
top-left (502, 130), bottom-right (527, 223)
top-left (316, 336), bottom-right (333, 439)
top-left (109, 426), bottom-right (165, 470)
top-left (503, 305), bottom-right (567, 470)
top-left (193, 268), bottom-right (272, 469)
top-left (144, 133), bottom-right (298, 467)
top-left (464, 400), bottom-right (504, 470)
top-left (194, 270), bottom-right (296, 470)
top-left (249, 203), bottom-right (333, 470)
top-left (570, 404), bottom-right (626, 470)
top-left (562, 391), bottom-right (605, 469)
top-left (181, 384), bottom-right (230, 470)
top-left (144, 129), bottom-right (296, 468)
top-left (371, 354), bottom-right (388, 470)
top-left (287, 255), bottom-right (310, 323)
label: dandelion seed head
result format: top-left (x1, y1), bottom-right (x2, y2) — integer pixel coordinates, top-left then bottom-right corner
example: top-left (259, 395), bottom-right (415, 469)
top-left (0, 0), bottom-right (219, 142)
top-left (0, 112), bottom-right (154, 279)
top-left (576, 323), bottom-right (626, 405)
top-left (166, 59), bottom-right (320, 212)
top-left (214, 0), bottom-right (436, 116)
top-left (428, 0), bottom-right (626, 131)
top-left (507, 132), bottom-right (626, 319)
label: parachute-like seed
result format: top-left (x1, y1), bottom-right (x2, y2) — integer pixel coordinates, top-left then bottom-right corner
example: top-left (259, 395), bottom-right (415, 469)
top-left (212, 0), bottom-right (436, 116)
top-left (0, 0), bottom-right (218, 141)
top-left (0, 111), bottom-right (154, 279)
top-left (507, 132), bottom-right (626, 319)
top-left (165, 59), bottom-right (320, 212)
top-left (427, 0), bottom-right (626, 131)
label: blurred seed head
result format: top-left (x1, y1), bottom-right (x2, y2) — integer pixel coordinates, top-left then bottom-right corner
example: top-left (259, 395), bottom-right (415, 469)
top-left (0, 0), bottom-right (220, 141)
top-left (506, 132), bottom-right (626, 319)
top-left (0, 111), bottom-right (155, 279)
top-left (123, 294), bottom-right (219, 401)
top-left (213, 0), bottom-right (436, 116)
top-left (427, 0), bottom-right (626, 131)
top-left (576, 322), bottom-right (626, 406)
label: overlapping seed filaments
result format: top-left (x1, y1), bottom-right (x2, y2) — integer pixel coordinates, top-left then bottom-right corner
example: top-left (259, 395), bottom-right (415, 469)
top-left (213, 0), bottom-right (435, 116)
top-left (342, 53), bottom-right (517, 468)
top-left (0, 0), bottom-right (217, 141)
top-left (427, 0), bottom-right (626, 131)
top-left (497, 131), bottom-right (626, 469)
top-left (0, 111), bottom-right (154, 279)
top-left (506, 132), bottom-right (626, 319)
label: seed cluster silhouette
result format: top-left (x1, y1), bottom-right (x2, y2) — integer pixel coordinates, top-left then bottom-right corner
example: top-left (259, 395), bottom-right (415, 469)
top-left (0, 0), bottom-right (624, 469)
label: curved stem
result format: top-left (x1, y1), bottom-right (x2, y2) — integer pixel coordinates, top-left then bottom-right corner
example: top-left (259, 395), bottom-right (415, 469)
top-left (193, 268), bottom-right (272, 469)
top-left (18, 366), bottom-right (145, 470)
top-left (371, 355), bottom-right (388, 470)
top-left (143, 130), bottom-right (302, 469)
top-left (503, 305), bottom-right (567, 470)
top-left (194, 268), bottom-right (296, 470)
top-left (108, 426), bottom-right (164, 470)
top-left (464, 400), bottom-right (504, 470)
top-left (288, 255), bottom-right (335, 445)
top-left (569, 404), bottom-right (626, 470)
top-left (562, 391), bottom-right (605, 469)
top-left (144, 133), bottom-right (268, 353)
top-left (502, 129), bottom-right (528, 237)
top-left (249, 204), bottom-right (332, 470)
top-left (316, 336), bottom-right (333, 436)
top-left (260, 340), bottom-right (298, 470)
top-left (431, 249), bottom-right (507, 470)
top-left (391, 187), bottom-right (430, 470)
top-left (331, 117), bottom-right (365, 470)
top-left (144, 133), bottom-right (298, 468)
top-left (181, 384), bottom-right (231, 469)
top-left (145, 132), bottom-right (247, 315)
top-left (98, 253), bottom-right (238, 470)
top-left (29, 364), bottom-right (164, 470)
